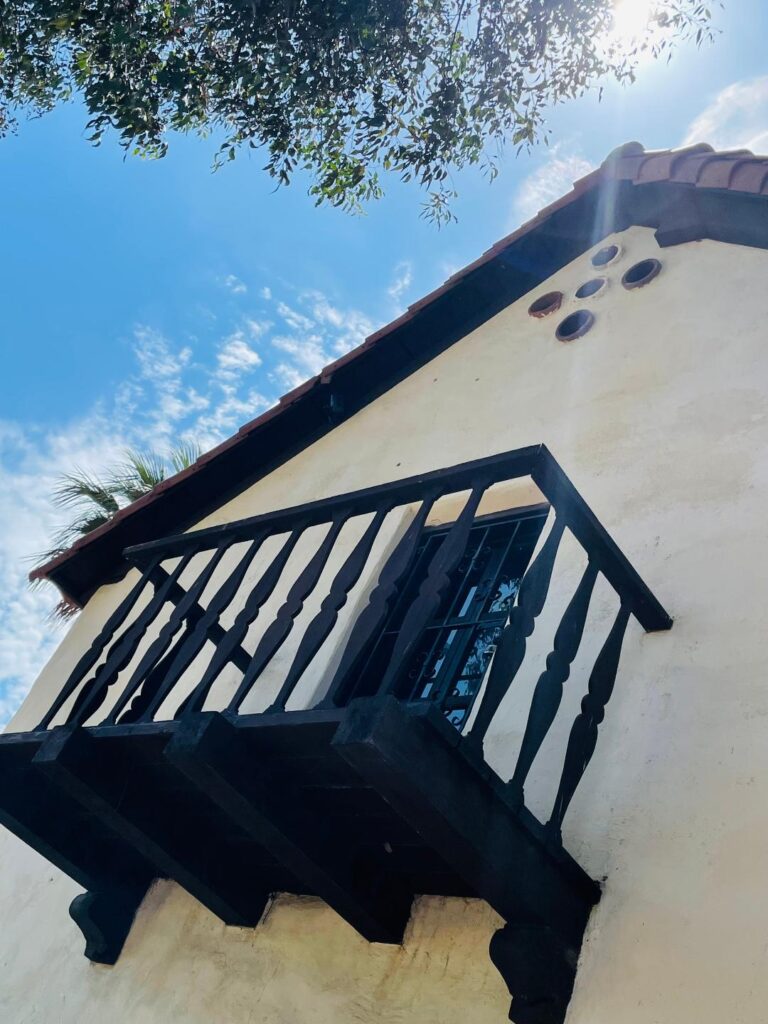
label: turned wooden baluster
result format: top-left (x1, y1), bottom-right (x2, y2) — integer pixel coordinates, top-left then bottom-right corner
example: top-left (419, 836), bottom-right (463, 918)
top-left (36, 558), bottom-right (160, 730)
top-left (378, 483), bottom-right (487, 695)
top-left (228, 512), bottom-right (351, 712)
top-left (317, 494), bottom-right (437, 709)
top-left (507, 560), bottom-right (599, 806)
top-left (98, 546), bottom-right (230, 725)
top-left (548, 601), bottom-right (631, 840)
top-left (119, 626), bottom-right (198, 723)
top-left (268, 506), bottom-right (391, 711)
top-left (66, 552), bottom-right (196, 727)
top-left (179, 529), bottom-right (302, 715)
top-left (465, 514), bottom-right (566, 753)
top-left (136, 538), bottom-right (266, 722)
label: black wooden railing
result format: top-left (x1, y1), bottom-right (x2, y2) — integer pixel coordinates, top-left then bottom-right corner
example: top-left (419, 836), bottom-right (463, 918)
top-left (36, 445), bottom-right (671, 837)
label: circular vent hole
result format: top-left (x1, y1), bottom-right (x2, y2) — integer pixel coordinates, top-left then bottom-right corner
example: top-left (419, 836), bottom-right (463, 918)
top-left (622, 258), bottom-right (662, 290)
top-left (556, 310), bottom-right (594, 343)
top-left (528, 290), bottom-right (563, 319)
top-left (575, 277), bottom-right (607, 299)
top-left (591, 244), bottom-right (620, 268)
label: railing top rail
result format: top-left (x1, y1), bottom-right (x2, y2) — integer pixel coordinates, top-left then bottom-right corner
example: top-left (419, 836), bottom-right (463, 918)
top-left (124, 445), bottom-right (543, 562)
top-left (123, 443), bottom-right (671, 633)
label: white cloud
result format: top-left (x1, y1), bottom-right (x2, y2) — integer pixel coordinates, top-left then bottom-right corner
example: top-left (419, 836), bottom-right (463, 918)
top-left (277, 301), bottom-right (315, 333)
top-left (512, 146), bottom-right (594, 225)
top-left (244, 318), bottom-right (270, 340)
top-left (133, 326), bottom-right (192, 380)
top-left (223, 274), bottom-right (247, 295)
top-left (129, 327), bottom-right (208, 443)
top-left (307, 293), bottom-right (344, 329)
top-left (682, 76), bottom-right (768, 154)
top-left (0, 330), bottom-right (270, 726)
top-left (0, 280), bottom-right (396, 725)
top-left (387, 261), bottom-right (413, 305)
top-left (303, 290), bottom-right (373, 355)
top-left (273, 363), bottom-right (311, 391)
top-left (216, 332), bottom-right (263, 380)
top-left (260, 286), bottom-right (272, 301)
top-left (193, 387), bottom-right (272, 443)
top-left (272, 333), bottom-right (330, 379)
top-left (268, 290), bottom-right (375, 388)
top-left (0, 413), bottom-right (127, 728)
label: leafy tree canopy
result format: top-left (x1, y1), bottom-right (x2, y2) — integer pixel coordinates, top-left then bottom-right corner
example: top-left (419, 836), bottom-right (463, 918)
top-left (0, 1), bottom-right (714, 219)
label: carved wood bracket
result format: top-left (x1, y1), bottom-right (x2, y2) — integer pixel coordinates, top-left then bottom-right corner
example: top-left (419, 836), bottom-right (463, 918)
top-left (490, 921), bottom-right (581, 1024)
top-left (69, 885), bottom-right (148, 965)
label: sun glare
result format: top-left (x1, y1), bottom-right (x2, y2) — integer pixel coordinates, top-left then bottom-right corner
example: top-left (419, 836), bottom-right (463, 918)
top-left (607, 0), bottom-right (660, 52)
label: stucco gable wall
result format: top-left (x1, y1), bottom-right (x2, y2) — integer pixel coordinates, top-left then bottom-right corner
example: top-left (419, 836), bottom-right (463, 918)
top-left (6, 225), bottom-right (768, 1022)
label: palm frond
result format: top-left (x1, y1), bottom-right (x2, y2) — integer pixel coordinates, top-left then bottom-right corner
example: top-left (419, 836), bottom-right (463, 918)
top-left (51, 597), bottom-right (80, 622)
top-left (109, 444), bottom-right (202, 501)
top-left (126, 449), bottom-right (168, 488)
top-left (27, 546), bottom-right (68, 574)
top-left (62, 510), bottom-right (114, 539)
top-left (169, 441), bottom-right (202, 474)
top-left (109, 449), bottom-right (168, 502)
top-left (32, 437), bottom-right (205, 622)
top-left (43, 513), bottom-right (114, 560)
top-left (51, 471), bottom-right (120, 515)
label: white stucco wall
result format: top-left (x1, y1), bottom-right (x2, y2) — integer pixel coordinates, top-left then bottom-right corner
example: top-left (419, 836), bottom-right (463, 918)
top-left (5, 225), bottom-right (768, 1022)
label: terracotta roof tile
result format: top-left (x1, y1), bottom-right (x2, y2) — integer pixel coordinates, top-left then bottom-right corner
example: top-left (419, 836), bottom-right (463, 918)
top-left (31, 141), bottom-right (768, 596)
top-left (601, 140), bottom-right (651, 179)
top-left (696, 155), bottom-right (743, 189)
top-left (728, 160), bottom-right (768, 193)
top-left (634, 149), bottom-right (680, 183)
top-left (674, 149), bottom-right (749, 185)
top-left (669, 152), bottom-right (717, 184)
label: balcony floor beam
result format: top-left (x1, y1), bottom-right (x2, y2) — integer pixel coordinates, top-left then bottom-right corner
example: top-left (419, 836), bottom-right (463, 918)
top-left (0, 733), bottom-right (152, 896)
top-left (165, 712), bottom-right (413, 944)
top-left (33, 726), bottom-right (269, 928)
top-left (332, 696), bottom-right (599, 951)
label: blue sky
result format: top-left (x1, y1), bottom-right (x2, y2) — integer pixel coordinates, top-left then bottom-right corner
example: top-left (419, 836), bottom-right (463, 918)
top-left (2, 0), bottom-right (768, 723)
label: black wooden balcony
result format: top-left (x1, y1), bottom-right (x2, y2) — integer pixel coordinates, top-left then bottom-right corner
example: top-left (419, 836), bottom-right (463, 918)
top-left (0, 446), bottom-right (670, 1024)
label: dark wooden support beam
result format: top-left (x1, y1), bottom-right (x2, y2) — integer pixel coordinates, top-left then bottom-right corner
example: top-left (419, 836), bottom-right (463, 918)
top-left (332, 697), bottom-right (599, 1024)
top-left (33, 727), bottom-right (268, 928)
top-left (332, 697), bottom-right (599, 949)
top-left (164, 712), bottom-right (413, 944)
top-left (0, 735), bottom-right (152, 895)
top-left (0, 735), bottom-right (152, 966)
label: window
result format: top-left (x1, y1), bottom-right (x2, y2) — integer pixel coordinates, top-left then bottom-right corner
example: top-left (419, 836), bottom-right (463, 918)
top-left (349, 506), bottom-right (548, 728)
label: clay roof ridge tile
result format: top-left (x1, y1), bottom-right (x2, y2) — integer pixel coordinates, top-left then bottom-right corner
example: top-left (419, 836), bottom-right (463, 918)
top-left (603, 146), bottom-right (657, 181)
top-left (669, 147), bottom-right (750, 185)
top-left (694, 150), bottom-right (757, 188)
top-left (666, 143), bottom-right (716, 169)
top-left (632, 151), bottom-right (681, 183)
top-left (696, 152), bottom-right (753, 190)
top-left (726, 158), bottom-right (768, 194)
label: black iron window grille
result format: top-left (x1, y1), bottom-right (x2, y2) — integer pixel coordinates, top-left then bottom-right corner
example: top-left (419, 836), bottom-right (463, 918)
top-left (351, 507), bottom-right (548, 727)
